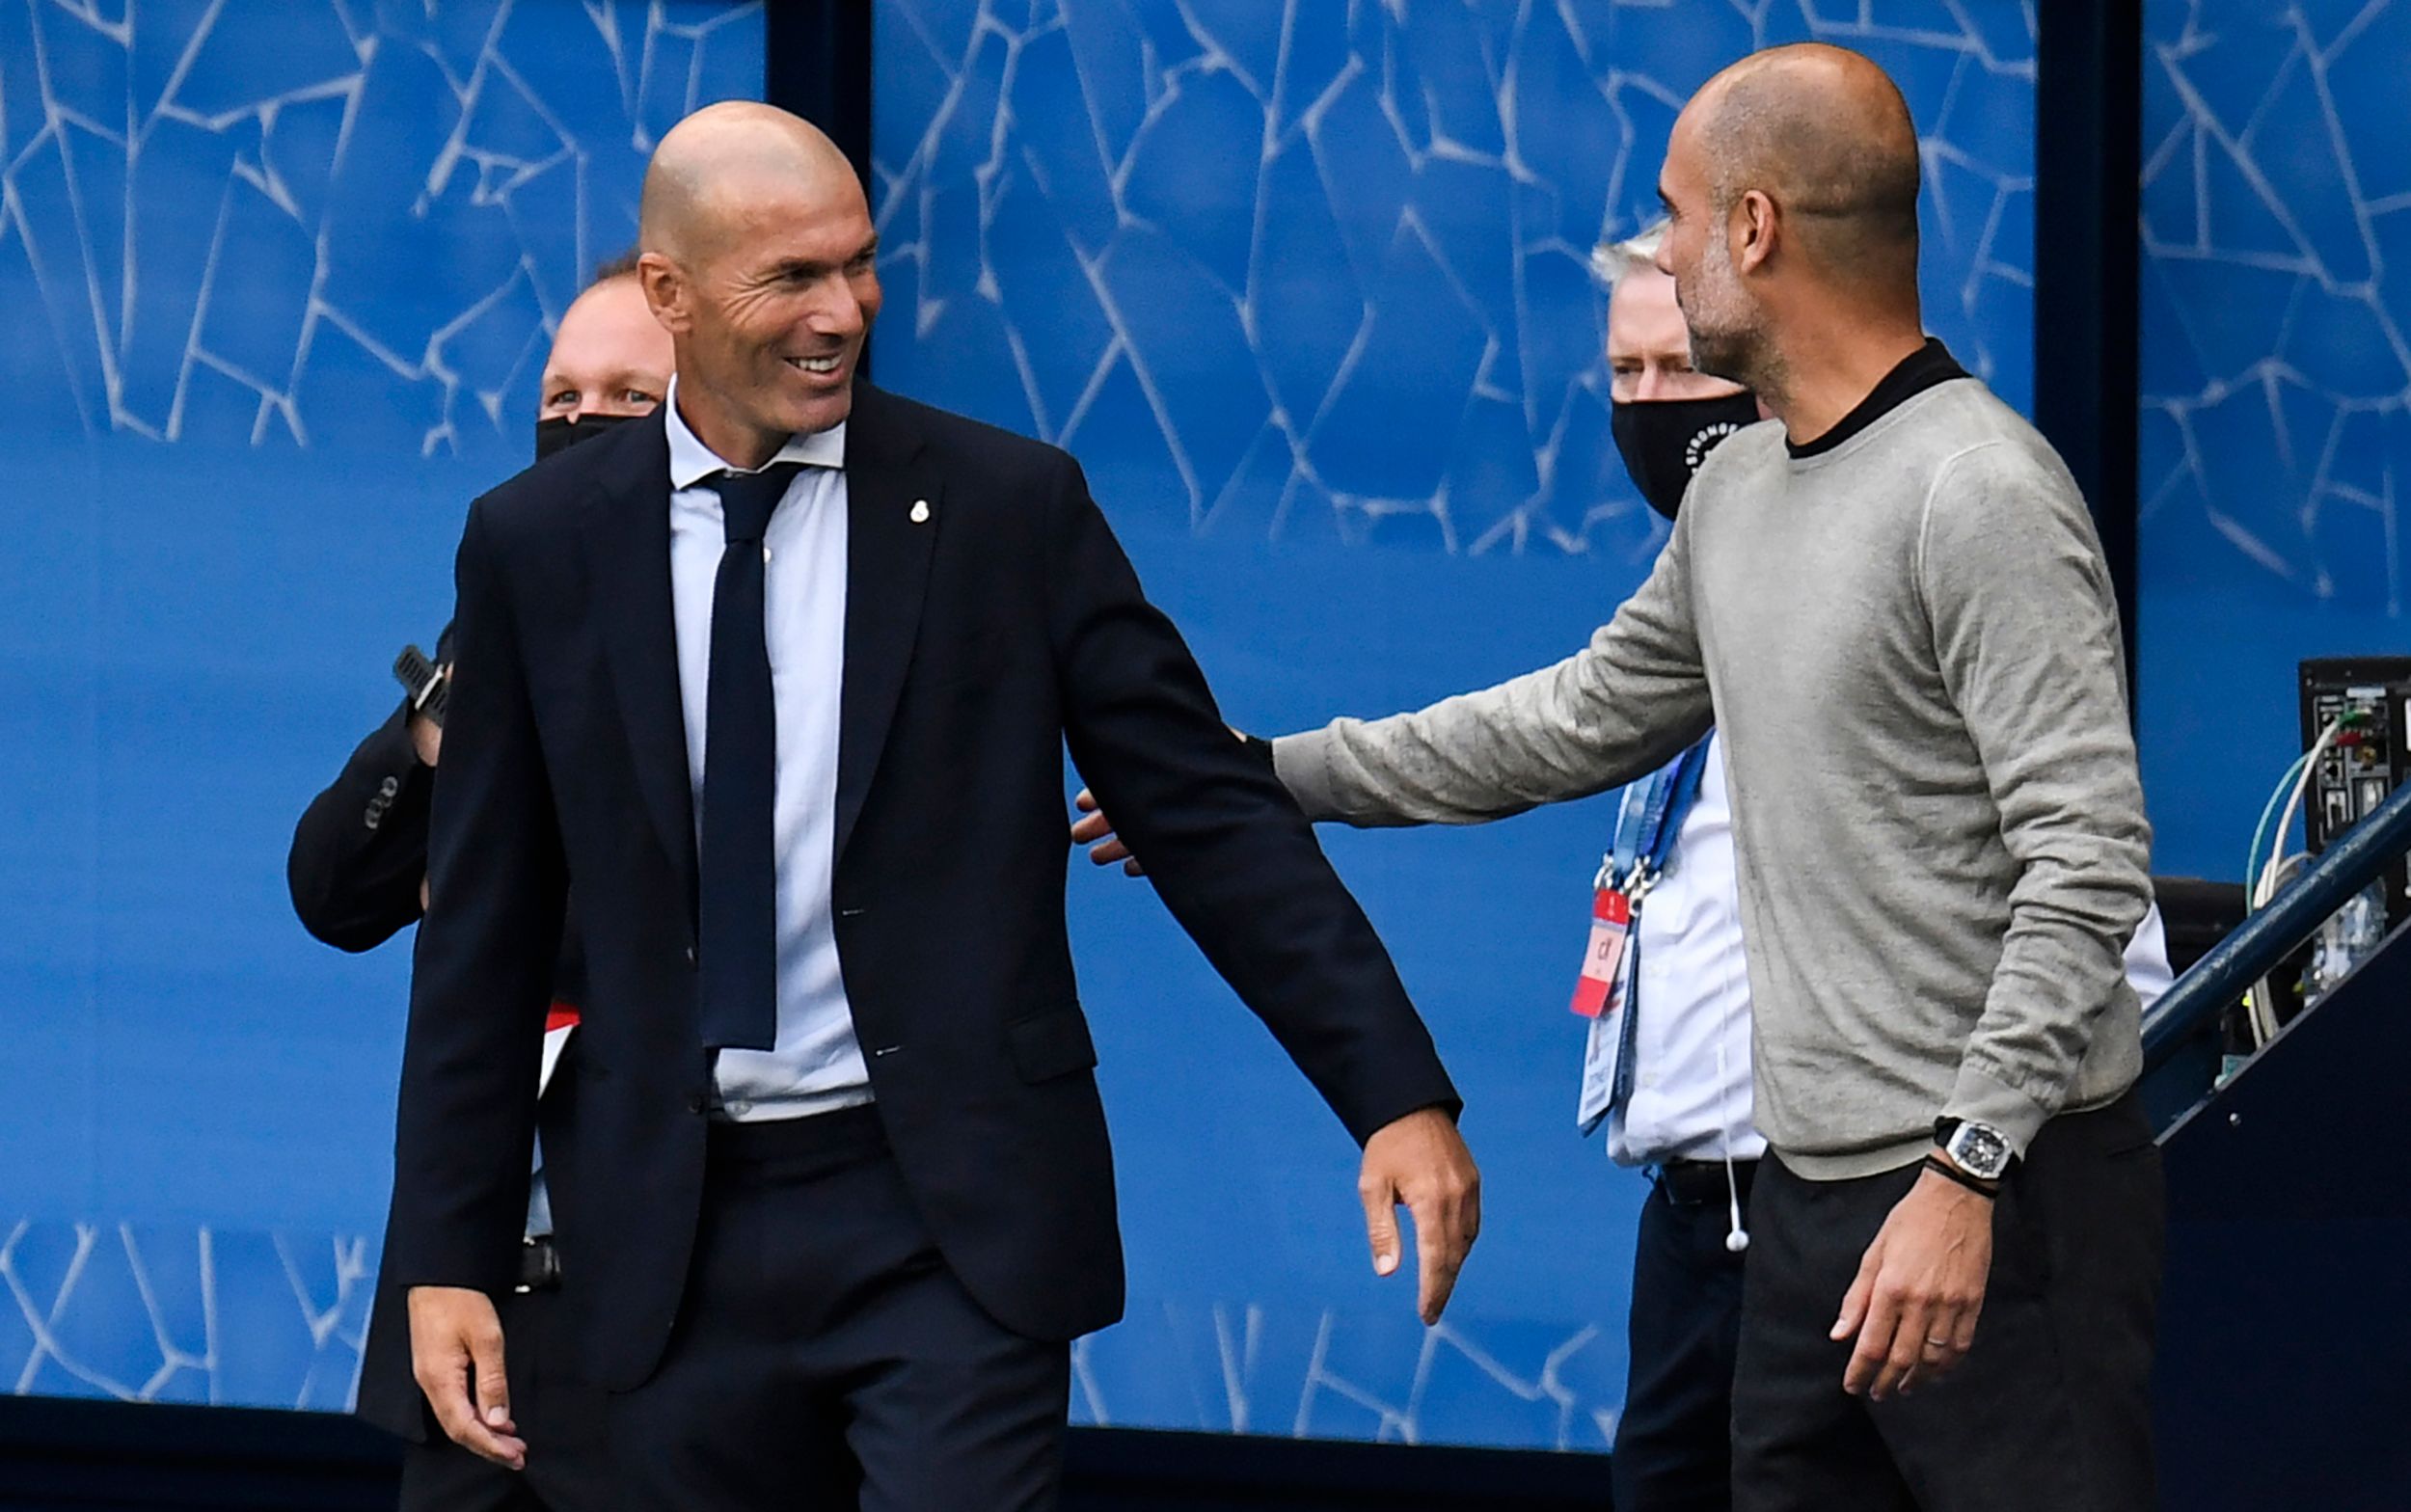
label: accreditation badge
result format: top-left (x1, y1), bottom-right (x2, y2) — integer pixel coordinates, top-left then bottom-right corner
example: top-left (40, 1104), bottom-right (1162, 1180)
top-left (1573, 888), bottom-right (1634, 1133)
top-left (1568, 887), bottom-right (1632, 1018)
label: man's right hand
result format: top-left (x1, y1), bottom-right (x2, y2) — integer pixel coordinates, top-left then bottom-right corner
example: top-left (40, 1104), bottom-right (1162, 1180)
top-left (1071, 726), bottom-right (1264, 877)
top-left (408, 666), bottom-right (448, 767)
top-left (1070, 789), bottom-right (1143, 877)
top-left (407, 1284), bottom-right (525, 1469)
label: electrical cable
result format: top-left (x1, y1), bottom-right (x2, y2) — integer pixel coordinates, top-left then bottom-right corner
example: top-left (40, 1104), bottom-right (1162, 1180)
top-left (2243, 719), bottom-right (2346, 1042)
top-left (2245, 750), bottom-right (2313, 911)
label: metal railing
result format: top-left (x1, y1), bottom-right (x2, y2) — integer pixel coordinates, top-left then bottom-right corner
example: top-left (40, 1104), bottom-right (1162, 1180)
top-left (2142, 776), bottom-right (2411, 1071)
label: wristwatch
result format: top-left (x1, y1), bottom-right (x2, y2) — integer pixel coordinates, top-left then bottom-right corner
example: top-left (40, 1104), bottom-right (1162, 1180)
top-left (1934, 1117), bottom-right (2014, 1182)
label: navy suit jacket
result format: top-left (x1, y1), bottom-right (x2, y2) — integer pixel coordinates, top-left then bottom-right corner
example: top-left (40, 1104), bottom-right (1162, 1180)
top-left (386, 382), bottom-right (1459, 1390)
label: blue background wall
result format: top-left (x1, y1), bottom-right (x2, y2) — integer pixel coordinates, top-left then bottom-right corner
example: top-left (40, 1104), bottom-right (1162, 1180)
top-left (0, 0), bottom-right (764, 1410)
top-left (2137, 0), bottom-right (2411, 879)
top-left (0, 0), bottom-right (2039, 1452)
top-left (872, 0), bottom-right (2036, 1446)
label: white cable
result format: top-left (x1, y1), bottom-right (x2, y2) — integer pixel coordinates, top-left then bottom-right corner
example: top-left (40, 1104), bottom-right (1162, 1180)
top-left (1715, 898), bottom-right (1749, 1255)
top-left (2256, 729), bottom-right (2335, 907)
top-left (2246, 720), bottom-right (2344, 1042)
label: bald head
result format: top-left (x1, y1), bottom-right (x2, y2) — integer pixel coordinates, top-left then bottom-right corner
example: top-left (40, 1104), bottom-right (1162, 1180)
top-left (635, 101), bottom-right (882, 463)
top-left (1681, 43), bottom-right (1921, 288)
top-left (639, 101), bottom-right (864, 267)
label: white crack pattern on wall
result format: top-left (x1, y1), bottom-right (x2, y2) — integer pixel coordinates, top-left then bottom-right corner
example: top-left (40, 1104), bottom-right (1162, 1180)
top-left (2, 0), bottom-right (2038, 1451)
top-left (881, 0), bottom-right (2035, 1450)
top-left (871, 0), bottom-right (2037, 556)
top-left (0, 0), bottom-right (762, 463)
top-left (1, 0), bottom-right (762, 1416)
top-left (3, 1218), bottom-right (371, 1410)
top-left (2139, 0), bottom-right (2411, 614)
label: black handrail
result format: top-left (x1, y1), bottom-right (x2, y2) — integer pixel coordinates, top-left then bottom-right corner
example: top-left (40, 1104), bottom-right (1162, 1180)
top-left (2141, 776), bottom-right (2411, 1071)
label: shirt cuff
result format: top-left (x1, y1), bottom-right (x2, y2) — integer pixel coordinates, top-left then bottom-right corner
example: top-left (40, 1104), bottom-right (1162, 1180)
top-left (1943, 1062), bottom-right (2052, 1160)
top-left (1269, 729), bottom-right (1341, 821)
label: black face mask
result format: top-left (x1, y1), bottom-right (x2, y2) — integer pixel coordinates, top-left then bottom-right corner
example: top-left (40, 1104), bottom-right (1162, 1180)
top-left (1611, 392), bottom-right (1761, 520)
top-left (534, 410), bottom-right (642, 461)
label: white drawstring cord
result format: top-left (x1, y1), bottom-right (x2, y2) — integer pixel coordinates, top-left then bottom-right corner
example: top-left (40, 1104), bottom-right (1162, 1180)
top-left (1716, 899), bottom-right (1749, 1254)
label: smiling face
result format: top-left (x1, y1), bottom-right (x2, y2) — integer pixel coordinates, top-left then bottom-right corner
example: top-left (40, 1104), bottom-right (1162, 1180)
top-left (536, 276), bottom-right (673, 421)
top-left (642, 160), bottom-right (881, 466)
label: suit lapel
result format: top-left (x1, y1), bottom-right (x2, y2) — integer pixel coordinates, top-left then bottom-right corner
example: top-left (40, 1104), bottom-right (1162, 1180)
top-left (582, 412), bottom-right (699, 918)
top-left (835, 385), bottom-right (941, 863)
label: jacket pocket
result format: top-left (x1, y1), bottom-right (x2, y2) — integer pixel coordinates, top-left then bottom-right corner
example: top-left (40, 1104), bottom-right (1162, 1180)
top-left (1007, 1005), bottom-right (1097, 1084)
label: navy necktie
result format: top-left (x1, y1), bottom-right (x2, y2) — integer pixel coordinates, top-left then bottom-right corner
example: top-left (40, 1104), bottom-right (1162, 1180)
top-left (697, 462), bottom-right (802, 1053)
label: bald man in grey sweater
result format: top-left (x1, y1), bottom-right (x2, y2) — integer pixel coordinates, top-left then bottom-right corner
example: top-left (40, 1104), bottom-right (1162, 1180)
top-left (1260, 47), bottom-right (2154, 1512)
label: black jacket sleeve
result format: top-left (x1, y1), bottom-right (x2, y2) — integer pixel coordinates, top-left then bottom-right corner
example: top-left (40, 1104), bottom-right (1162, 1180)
top-left (1043, 455), bottom-right (1461, 1145)
top-left (387, 503), bottom-right (564, 1292)
top-left (287, 697), bottom-right (432, 953)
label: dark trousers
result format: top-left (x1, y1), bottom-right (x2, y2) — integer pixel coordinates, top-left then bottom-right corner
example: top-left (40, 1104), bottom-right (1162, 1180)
top-left (1730, 1092), bottom-right (2164, 1512)
top-left (610, 1105), bottom-right (1071, 1511)
top-left (398, 1281), bottom-right (613, 1512)
top-left (1612, 1164), bottom-right (1752, 1512)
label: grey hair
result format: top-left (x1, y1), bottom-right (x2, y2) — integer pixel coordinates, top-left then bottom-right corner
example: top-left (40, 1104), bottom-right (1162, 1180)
top-left (1589, 220), bottom-right (1667, 289)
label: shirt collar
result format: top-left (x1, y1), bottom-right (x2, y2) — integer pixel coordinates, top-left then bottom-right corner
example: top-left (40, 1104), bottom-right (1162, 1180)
top-left (663, 374), bottom-right (848, 490)
top-left (1783, 338), bottom-right (1966, 460)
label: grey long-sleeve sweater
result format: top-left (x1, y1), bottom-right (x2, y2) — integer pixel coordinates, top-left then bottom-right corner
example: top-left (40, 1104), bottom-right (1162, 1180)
top-left (1274, 378), bottom-right (2152, 1179)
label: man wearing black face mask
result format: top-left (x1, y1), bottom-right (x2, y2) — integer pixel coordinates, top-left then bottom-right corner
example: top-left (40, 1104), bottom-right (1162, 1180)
top-left (1075, 220), bottom-right (2177, 1512)
top-left (286, 253), bottom-right (671, 1512)
top-left (1602, 223), bottom-right (1763, 522)
top-left (532, 250), bottom-right (676, 462)
top-left (1081, 226), bottom-right (1776, 1507)
top-left (1582, 219), bottom-right (1774, 1512)
top-left (1592, 224), bottom-right (2173, 1510)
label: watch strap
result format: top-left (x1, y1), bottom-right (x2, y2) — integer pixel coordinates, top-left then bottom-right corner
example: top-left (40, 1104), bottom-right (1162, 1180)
top-left (393, 643), bottom-right (449, 730)
top-left (1922, 1154), bottom-right (1998, 1200)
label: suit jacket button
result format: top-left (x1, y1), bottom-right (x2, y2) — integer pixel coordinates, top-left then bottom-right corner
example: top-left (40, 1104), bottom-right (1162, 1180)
top-left (683, 945), bottom-right (696, 967)
top-left (686, 1094), bottom-right (706, 1115)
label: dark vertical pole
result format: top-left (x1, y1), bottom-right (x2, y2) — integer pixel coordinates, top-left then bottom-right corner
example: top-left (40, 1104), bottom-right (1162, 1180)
top-left (764, 1), bottom-right (874, 181)
top-left (762, 0), bottom-right (876, 366)
top-left (2033, 0), bottom-right (2145, 697)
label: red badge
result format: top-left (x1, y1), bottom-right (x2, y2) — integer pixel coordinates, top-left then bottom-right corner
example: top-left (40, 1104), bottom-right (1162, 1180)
top-left (1568, 888), bottom-right (1632, 1018)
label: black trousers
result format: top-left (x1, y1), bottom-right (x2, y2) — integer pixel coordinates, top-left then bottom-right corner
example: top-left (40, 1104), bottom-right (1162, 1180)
top-left (397, 1280), bottom-right (614, 1512)
top-left (1612, 1165), bottom-right (1753, 1512)
top-left (610, 1106), bottom-right (1071, 1511)
top-left (1730, 1092), bottom-right (2163, 1512)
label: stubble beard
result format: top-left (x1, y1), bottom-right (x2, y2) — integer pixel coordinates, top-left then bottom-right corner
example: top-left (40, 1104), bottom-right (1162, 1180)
top-left (1680, 235), bottom-right (1779, 400)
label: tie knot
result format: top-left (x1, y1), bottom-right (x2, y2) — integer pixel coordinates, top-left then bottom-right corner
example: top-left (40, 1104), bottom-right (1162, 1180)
top-left (713, 463), bottom-right (802, 544)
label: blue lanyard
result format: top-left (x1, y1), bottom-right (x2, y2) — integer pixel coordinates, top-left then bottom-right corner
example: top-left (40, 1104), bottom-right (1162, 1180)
top-left (1601, 735), bottom-right (1714, 897)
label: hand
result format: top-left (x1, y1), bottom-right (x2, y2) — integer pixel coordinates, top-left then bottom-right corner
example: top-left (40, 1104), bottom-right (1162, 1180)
top-left (408, 665), bottom-right (448, 767)
top-left (1069, 721), bottom-right (1260, 876)
top-left (1069, 790), bottom-right (1144, 877)
top-left (408, 1284), bottom-right (525, 1469)
top-left (1359, 1107), bottom-right (1481, 1325)
top-left (1831, 1166), bottom-right (1995, 1400)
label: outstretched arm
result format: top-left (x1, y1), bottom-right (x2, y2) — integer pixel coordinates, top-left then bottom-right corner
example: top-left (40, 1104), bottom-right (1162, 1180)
top-left (1070, 523), bottom-right (1714, 867)
top-left (1044, 455), bottom-right (1478, 1322)
top-left (1274, 525), bottom-right (1714, 827)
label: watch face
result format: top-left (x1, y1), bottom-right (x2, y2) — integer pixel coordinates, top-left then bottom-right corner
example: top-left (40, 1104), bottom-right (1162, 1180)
top-left (1949, 1122), bottom-right (2013, 1180)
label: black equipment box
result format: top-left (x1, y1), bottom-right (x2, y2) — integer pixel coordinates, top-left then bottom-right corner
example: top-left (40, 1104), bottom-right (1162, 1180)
top-left (2298, 656), bottom-right (2411, 928)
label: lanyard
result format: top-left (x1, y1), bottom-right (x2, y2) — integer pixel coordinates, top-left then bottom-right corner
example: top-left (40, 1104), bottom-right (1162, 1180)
top-left (1596, 735), bottom-right (1713, 901)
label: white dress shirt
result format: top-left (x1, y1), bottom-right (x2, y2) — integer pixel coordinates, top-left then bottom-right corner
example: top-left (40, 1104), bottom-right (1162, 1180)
top-left (664, 379), bottom-right (872, 1120)
top-left (1608, 731), bottom-right (2180, 1168)
top-left (1609, 732), bottom-right (1763, 1167)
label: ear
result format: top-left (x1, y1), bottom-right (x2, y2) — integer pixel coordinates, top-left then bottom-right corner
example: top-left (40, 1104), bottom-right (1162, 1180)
top-left (1731, 189), bottom-right (1778, 277)
top-left (637, 252), bottom-right (691, 337)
